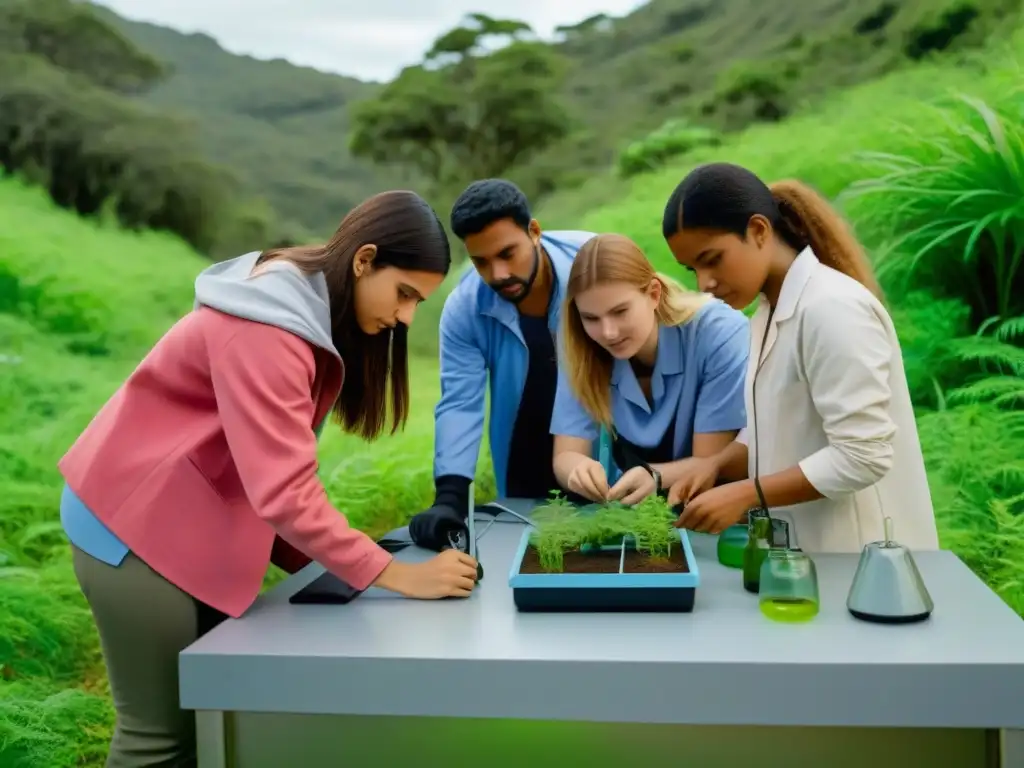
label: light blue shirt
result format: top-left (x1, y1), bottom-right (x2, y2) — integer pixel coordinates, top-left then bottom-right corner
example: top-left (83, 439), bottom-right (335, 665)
top-left (433, 230), bottom-right (614, 497)
top-left (551, 299), bottom-right (749, 474)
top-left (61, 483), bottom-right (129, 566)
top-left (60, 414), bottom-right (334, 567)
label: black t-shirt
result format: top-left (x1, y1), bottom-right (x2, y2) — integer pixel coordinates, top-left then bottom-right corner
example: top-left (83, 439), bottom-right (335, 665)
top-left (505, 312), bottom-right (560, 499)
top-left (611, 370), bottom-right (676, 497)
top-left (612, 419), bottom-right (676, 472)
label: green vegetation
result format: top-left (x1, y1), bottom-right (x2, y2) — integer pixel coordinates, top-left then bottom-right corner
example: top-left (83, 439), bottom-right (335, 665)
top-left (617, 119), bottom-right (721, 179)
top-left (349, 14), bottom-right (572, 198)
top-left (528, 494), bottom-right (678, 572)
top-left (2, 1), bottom-right (1023, 765)
top-left (92, 0), bottom-right (1021, 234)
top-left (0, 0), bottom-right (279, 259)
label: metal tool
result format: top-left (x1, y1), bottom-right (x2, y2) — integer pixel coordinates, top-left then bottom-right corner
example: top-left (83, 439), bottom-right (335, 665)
top-left (446, 482), bottom-right (483, 582)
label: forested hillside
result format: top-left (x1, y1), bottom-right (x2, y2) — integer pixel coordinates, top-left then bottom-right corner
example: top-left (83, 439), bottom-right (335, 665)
top-left (2, 3), bottom-right (1023, 764)
top-left (96, 0), bottom-right (1022, 237)
top-left (0, 0), bottom-right (277, 257)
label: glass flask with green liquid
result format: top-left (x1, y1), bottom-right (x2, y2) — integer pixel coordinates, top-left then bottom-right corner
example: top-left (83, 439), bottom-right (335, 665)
top-left (742, 509), bottom-right (772, 593)
top-left (758, 548), bottom-right (820, 622)
top-left (717, 523), bottom-right (748, 568)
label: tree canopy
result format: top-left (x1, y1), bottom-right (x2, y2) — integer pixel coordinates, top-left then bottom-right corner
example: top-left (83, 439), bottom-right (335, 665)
top-left (349, 15), bottom-right (571, 192)
top-left (0, 0), bottom-right (276, 257)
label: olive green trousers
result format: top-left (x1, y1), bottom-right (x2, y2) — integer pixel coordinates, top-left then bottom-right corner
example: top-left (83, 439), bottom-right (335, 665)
top-left (71, 544), bottom-right (227, 768)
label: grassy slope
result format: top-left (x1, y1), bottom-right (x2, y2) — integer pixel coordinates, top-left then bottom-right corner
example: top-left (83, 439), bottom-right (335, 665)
top-left (2, 27), bottom-right (1024, 768)
top-left (0, 179), bottom-right (203, 765)
top-left (514, 0), bottom-right (1021, 192)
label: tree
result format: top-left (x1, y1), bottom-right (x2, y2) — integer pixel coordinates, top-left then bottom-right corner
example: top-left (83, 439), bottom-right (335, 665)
top-left (0, 0), bottom-right (166, 94)
top-left (424, 13), bottom-right (533, 62)
top-left (348, 16), bottom-right (570, 190)
top-left (0, 0), bottom-right (279, 258)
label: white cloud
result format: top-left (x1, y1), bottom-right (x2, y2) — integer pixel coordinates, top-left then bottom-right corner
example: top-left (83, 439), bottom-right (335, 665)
top-left (91, 0), bottom-right (645, 81)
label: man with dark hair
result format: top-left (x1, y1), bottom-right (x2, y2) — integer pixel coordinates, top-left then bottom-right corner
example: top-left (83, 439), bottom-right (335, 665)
top-left (409, 179), bottom-right (610, 551)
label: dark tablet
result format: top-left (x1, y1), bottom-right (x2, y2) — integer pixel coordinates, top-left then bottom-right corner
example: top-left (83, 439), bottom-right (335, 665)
top-left (288, 571), bottom-right (363, 605)
top-left (287, 537), bottom-right (411, 605)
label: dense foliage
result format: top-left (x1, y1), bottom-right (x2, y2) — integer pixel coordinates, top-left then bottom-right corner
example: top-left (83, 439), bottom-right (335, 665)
top-left (83, 0), bottom-right (1023, 235)
top-left (349, 15), bottom-right (572, 196)
top-left (1, 2), bottom-right (1022, 765)
top-left (0, 0), bottom-right (277, 258)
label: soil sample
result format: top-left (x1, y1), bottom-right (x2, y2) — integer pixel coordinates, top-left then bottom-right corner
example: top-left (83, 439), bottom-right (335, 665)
top-left (520, 540), bottom-right (689, 575)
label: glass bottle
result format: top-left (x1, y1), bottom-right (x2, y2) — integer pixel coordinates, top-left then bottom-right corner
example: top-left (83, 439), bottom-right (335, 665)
top-left (717, 523), bottom-right (749, 569)
top-left (742, 509), bottom-right (772, 593)
top-left (758, 548), bottom-right (819, 622)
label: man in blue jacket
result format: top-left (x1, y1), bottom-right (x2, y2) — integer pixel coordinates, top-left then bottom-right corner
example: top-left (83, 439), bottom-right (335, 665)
top-left (409, 179), bottom-right (609, 550)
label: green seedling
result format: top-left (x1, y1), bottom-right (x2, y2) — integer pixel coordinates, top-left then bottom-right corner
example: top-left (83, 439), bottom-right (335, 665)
top-left (527, 493), bottom-right (678, 572)
top-left (628, 496), bottom-right (677, 560)
top-left (529, 491), bottom-right (585, 571)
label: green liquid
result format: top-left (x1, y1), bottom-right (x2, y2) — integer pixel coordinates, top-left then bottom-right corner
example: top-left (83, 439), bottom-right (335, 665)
top-left (760, 597), bottom-right (819, 622)
top-left (742, 545), bottom-right (769, 592)
top-left (717, 525), bottom-right (748, 569)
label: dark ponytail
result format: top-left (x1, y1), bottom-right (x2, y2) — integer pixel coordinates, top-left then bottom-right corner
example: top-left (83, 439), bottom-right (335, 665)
top-left (662, 162), bottom-right (882, 300)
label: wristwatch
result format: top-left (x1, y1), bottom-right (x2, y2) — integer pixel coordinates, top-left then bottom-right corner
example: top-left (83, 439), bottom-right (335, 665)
top-left (642, 463), bottom-right (662, 495)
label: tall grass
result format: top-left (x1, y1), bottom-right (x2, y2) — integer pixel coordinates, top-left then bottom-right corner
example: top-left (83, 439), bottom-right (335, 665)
top-left (840, 91), bottom-right (1024, 411)
top-left (2, 26), bottom-right (1023, 768)
top-left (835, 75), bottom-right (1024, 614)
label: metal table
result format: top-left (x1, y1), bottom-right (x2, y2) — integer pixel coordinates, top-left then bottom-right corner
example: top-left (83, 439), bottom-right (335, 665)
top-left (180, 497), bottom-right (1024, 767)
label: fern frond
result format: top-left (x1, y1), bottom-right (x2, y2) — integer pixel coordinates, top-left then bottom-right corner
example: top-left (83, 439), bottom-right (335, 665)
top-left (949, 336), bottom-right (1024, 375)
top-left (995, 315), bottom-right (1024, 343)
top-left (947, 376), bottom-right (1024, 409)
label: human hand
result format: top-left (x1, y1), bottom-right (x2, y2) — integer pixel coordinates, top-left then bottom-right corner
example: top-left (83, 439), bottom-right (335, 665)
top-left (666, 457), bottom-right (720, 508)
top-left (673, 481), bottom-right (755, 534)
top-left (566, 458), bottom-right (610, 502)
top-left (374, 549), bottom-right (478, 599)
top-left (607, 466), bottom-right (657, 505)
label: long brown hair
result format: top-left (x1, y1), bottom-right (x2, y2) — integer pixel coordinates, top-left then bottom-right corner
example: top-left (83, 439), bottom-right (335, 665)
top-left (562, 233), bottom-right (710, 430)
top-left (661, 162), bottom-right (883, 300)
top-left (258, 190), bottom-right (450, 440)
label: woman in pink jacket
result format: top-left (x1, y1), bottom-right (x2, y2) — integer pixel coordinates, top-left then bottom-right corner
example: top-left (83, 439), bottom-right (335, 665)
top-left (58, 190), bottom-right (478, 767)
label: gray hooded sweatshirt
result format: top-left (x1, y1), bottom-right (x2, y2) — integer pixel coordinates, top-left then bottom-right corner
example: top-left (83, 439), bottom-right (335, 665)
top-left (193, 250), bottom-right (339, 361)
top-left (193, 251), bottom-right (341, 435)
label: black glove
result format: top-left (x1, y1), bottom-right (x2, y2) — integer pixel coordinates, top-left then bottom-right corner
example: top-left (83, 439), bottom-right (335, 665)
top-left (408, 475), bottom-right (470, 552)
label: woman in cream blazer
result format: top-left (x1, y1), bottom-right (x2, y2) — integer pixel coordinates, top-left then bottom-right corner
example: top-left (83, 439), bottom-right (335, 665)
top-left (658, 162), bottom-right (940, 553)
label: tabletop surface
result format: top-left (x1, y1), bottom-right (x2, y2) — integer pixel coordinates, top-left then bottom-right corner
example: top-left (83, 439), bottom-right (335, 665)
top-left (179, 497), bottom-right (1024, 728)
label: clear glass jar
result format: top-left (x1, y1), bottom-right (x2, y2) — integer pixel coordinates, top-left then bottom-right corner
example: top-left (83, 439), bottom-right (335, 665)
top-left (758, 548), bottom-right (819, 622)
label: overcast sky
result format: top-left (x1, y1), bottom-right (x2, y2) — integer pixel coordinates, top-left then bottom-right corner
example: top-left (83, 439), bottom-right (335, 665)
top-left (91, 0), bottom-right (645, 81)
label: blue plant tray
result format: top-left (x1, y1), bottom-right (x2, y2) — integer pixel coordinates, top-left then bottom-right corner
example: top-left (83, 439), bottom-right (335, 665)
top-left (508, 527), bottom-right (701, 613)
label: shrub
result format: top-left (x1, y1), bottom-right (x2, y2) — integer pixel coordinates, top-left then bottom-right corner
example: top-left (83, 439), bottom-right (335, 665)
top-left (904, 1), bottom-right (980, 60)
top-left (711, 61), bottom-right (792, 123)
top-left (617, 119), bottom-right (720, 178)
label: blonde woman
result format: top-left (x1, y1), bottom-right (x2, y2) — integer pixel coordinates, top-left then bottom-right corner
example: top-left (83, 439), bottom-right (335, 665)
top-left (551, 233), bottom-right (749, 505)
